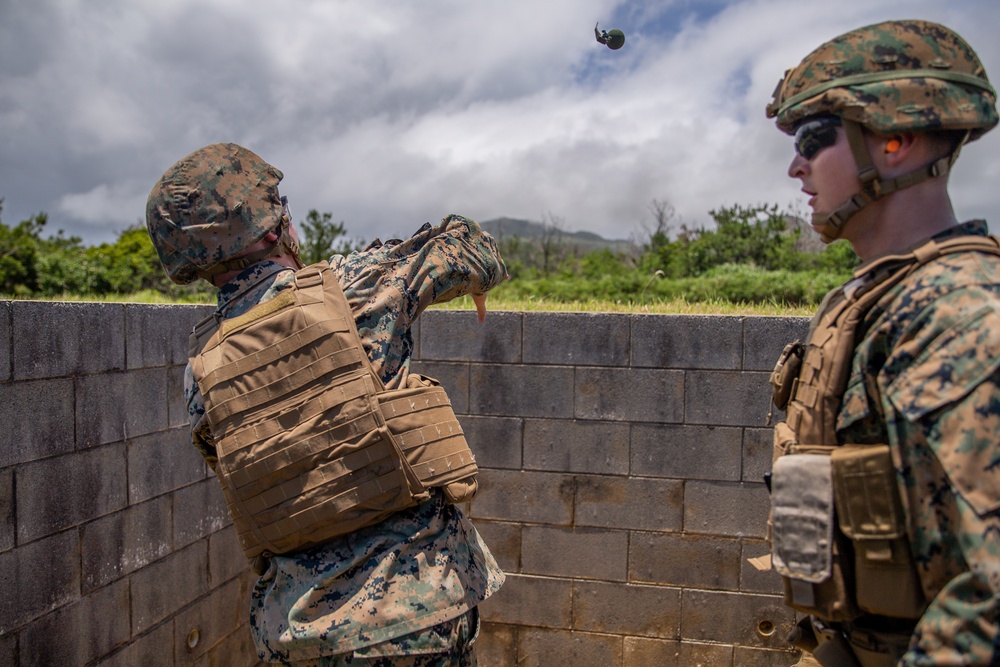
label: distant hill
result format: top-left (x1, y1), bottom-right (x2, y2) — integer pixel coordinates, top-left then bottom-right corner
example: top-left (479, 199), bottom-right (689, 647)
top-left (480, 217), bottom-right (633, 252)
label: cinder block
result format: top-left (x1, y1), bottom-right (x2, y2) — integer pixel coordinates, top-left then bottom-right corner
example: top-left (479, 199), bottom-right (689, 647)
top-left (522, 525), bottom-right (627, 581)
top-left (93, 617), bottom-right (173, 667)
top-left (743, 427), bottom-right (774, 484)
top-left (469, 469), bottom-right (574, 526)
top-left (684, 370), bottom-right (773, 427)
top-left (680, 589), bottom-right (794, 649)
top-left (125, 303), bottom-right (212, 370)
top-left (523, 312), bottom-right (629, 367)
top-left (209, 524), bottom-right (250, 587)
top-left (76, 368), bottom-right (171, 448)
top-left (629, 532), bottom-right (741, 591)
top-left (0, 529), bottom-right (80, 633)
top-left (743, 317), bottom-right (809, 371)
top-left (173, 478), bottom-right (231, 550)
top-left (575, 475), bottom-right (683, 533)
top-left (0, 468), bottom-right (13, 553)
top-left (409, 361), bottom-right (469, 414)
top-left (733, 645), bottom-right (801, 667)
top-left (17, 443), bottom-right (127, 543)
top-left (130, 542), bottom-right (208, 635)
top-left (623, 637), bottom-right (683, 667)
top-left (0, 378), bottom-right (74, 467)
top-left (679, 642), bottom-right (735, 667)
top-left (470, 365), bottom-right (574, 419)
top-left (19, 579), bottom-right (130, 667)
top-left (575, 367), bottom-right (684, 423)
top-left (470, 520), bottom-right (520, 573)
top-left (0, 301), bottom-right (10, 382)
top-left (632, 314), bottom-right (743, 370)
top-left (632, 424), bottom-right (742, 481)
top-left (573, 580), bottom-right (681, 639)
top-left (127, 428), bottom-right (207, 504)
top-left (195, 621), bottom-right (259, 667)
top-left (12, 301), bottom-right (125, 380)
top-left (81, 496), bottom-right (173, 593)
top-left (477, 623), bottom-right (517, 667)
top-left (173, 577), bottom-right (247, 663)
top-left (517, 628), bottom-right (623, 667)
top-left (684, 481), bottom-right (770, 539)
top-left (418, 310), bottom-right (522, 363)
top-left (166, 364), bottom-right (188, 428)
top-left (740, 539), bottom-right (783, 595)
top-left (524, 419), bottom-right (629, 475)
top-left (477, 574), bottom-right (572, 628)
top-left (0, 631), bottom-right (14, 667)
top-left (461, 415), bottom-right (522, 470)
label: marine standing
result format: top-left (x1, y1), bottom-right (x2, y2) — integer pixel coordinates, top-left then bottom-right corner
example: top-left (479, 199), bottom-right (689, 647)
top-left (764, 20), bottom-right (1000, 667)
top-left (145, 143), bottom-right (506, 666)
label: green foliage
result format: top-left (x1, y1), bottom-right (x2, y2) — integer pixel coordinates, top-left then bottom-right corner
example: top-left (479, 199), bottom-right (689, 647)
top-left (0, 201), bottom-right (358, 300)
top-left (299, 209), bottom-right (363, 265)
top-left (498, 202), bottom-right (858, 308)
top-left (0, 196), bottom-right (856, 309)
top-left (0, 204), bottom-right (45, 296)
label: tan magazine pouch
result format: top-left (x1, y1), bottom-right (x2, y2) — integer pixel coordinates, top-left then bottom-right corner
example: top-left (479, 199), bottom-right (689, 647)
top-left (379, 374), bottom-right (479, 504)
top-left (831, 444), bottom-right (925, 618)
top-left (771, 447), bottom-right (860, 622)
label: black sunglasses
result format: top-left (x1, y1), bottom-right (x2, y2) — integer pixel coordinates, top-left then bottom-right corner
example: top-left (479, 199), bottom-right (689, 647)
top-left (794, 116), bottom-right (842, 160)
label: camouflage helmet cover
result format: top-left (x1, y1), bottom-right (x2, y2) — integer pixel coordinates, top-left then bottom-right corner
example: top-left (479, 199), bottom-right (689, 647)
top-left (766, 20), bottom-right (998, 140)
top-left (146, 143), bottom-right (286, 284)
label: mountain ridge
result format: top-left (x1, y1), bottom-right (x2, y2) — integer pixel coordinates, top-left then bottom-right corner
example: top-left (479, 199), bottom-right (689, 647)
top-left (480, 217), bottom-right (632, 251)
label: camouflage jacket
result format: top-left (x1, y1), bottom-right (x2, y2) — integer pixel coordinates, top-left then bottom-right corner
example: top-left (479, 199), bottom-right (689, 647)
top-left (184, 215), bottom-right (507, 662)
top-left (835, 220), bottom-right (999, 665)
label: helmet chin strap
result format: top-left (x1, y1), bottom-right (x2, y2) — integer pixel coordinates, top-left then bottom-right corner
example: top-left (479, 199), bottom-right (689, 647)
top-left (811, 120), bottom-right (959, 244)
top-left (268, 213), bottom-right (305, 270)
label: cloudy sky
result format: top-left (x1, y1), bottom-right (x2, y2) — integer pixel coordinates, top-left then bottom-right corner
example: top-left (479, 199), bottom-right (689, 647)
top-left (2, 0), bottom-right (999, 246)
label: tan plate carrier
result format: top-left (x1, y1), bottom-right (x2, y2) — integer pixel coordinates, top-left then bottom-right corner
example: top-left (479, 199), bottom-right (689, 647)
top-left (769, 234), bottom-right (1000, 623)
top-left (188, 262), bottom-right (479, 568)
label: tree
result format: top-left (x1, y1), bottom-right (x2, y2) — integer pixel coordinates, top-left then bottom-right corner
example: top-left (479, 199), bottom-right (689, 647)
top-left (299, 210), bottom-right (362, 265)
top-left (0, 199), bottom-right (46, 296)
top-left (538, 212), bottom-right (567, 276)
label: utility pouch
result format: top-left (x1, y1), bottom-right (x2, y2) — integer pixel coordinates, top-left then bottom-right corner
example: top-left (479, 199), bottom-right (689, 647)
top-left (772, 421), bottom-right (797, 463)
top-left (771, 451), bottom-right (860, 621)
top-left (379, 373), bottom-right (479, 504)
top-left (770, 340), bottom-right (803, 411)
top-left (831, 444), bottom-right (926, 619)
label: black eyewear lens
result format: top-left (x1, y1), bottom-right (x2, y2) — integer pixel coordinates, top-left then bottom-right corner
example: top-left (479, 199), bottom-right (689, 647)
top-left (794, 117), bottom-right (841, 160)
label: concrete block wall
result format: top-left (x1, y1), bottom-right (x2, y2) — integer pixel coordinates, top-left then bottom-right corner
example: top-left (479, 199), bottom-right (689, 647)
top-left (0, 301), bottom-right (810, 666)
top-left (411, 310), bottom-right (810, 667)
top-left (0, 300), bottom-right (260, 667)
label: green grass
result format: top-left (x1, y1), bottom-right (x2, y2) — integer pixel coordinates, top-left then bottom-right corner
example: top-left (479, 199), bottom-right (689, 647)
top-left (433, 293), bottom-right (816, 317)
top-left (6, 288), bottom-right (816, 316)
top-left (3, 289), bottom-right (215, 304)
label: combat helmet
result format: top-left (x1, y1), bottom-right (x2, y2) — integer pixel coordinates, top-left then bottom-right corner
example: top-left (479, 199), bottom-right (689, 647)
top-left (146, 143), bottom-right (303, 285)
top-left (766, 20), bottom-right (998, 242)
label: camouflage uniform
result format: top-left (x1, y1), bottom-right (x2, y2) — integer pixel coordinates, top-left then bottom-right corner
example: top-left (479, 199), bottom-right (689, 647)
top-left (831, 220), bottom-right (999, 664)
top-left (765, 20), bottom-right (1000, 666)
top-left (183, 215), bottom-right (507, 664)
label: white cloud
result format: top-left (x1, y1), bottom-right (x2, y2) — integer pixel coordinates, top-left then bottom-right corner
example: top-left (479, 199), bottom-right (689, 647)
top-left (1, 0), bottom-right (998, 244)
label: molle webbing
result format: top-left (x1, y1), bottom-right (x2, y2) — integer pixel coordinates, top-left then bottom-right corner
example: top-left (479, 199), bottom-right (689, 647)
top-left (785, 234), bottom-right (1000, 446)
top-left (188, 262), bottom-right (479, 561)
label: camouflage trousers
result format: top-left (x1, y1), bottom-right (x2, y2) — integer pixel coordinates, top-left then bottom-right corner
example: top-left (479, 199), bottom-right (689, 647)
top-left (280, 609), bottom-right (479, 667)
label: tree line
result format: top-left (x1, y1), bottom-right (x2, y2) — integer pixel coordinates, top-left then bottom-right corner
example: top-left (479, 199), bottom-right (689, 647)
top-left (0, 197), bottom-right (858, 306)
